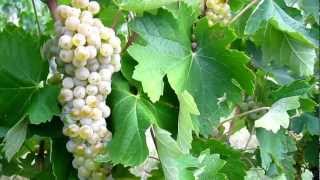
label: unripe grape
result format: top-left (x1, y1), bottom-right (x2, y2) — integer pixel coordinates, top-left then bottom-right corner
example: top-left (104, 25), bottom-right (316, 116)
top-left (79, 125), bottom-right (93, 139)
top-left (57, 5), bottom-right (70, 19)
top-left (109, 37), bottom-right (121, 49)
top-left (80, 105), bottom-right (93, 117)
top-left (84, 159), bottom-right (97, 171)
top-left (98, 81), bottom-right (111, 95)
top-left (59, 35), bottom-right (73, 49)
top-left (59, 88), bottom-right (74, 102)
top-left (73, 98), bottom-right (86, 109)
top-left (111, 54), bottom-right (121, 65)
top-left (75, 67), bottom-right (90, 80)
top-left (72, 0), bottom-right (90, 9)
top-left (84, 146), bottom-right (94, 157)
top-left (99, 69), bottom-right (112, 81)
top-left (72, 33), bottom-right (86, 47)
top-left (86, 95), bottom-right (98, 107)
top-left (92, 18), bottom-right (104, 28)
top-left (112, 59), bottom-right (121, 72)
top-left (98, 56), bottom-right (111, 65)
top-left (65, 16), bottom-right (80, 31)
top-left (91, 108), bottom-right (102, 120)
top-left (68, 124), bottom-right (80, 137)
top-left (62, 77), bottom-right (74, 89)
top-left (87, 45), bottom-right (97, 59)
top-left (99, 103), bottom-right (111, 118)
top-left (87, 133), bottom-right (99, 144)
top-left (73, 78), bottom-right (88, 86)
top-left (87, 60), bottom-right (100, 72)
top-left (80, 10), bottom-right (93, 24)
top-left (80, 118), bottom-right (93, 126)
top-left (72, 58), bottom-right (87, 67)
top-left (74, 144), bottom-right (86, 156)
top-left (64, 64), bottom-right (75, 76)
top-left (78, 166), bottom-right (90, 178)
top-left (59, 50), bottom-right (74, 63)
top-left (66, 140), bottom-right (77, 152)
top-left (100, 27), bottom-right (114, 41)
top-left (77, 23), bottom-right (91, 36)
top-left (73, 86), bottom-right (86, 98)
top-left (88, 1), bottom-right (100, 15)
top-left (91, 172), bottom-right (104, 180)
top-left (100, 43), bottom-right (113, 56)
top-left (96, 95), bottom-right (104, 102)
top-left (87, 34), bottom-right (101, 47)
top-left (92, 143), bottom-right (103, 154)
top-left (68, 7), bottom-right (81, 18)
top-left (88, 72), bottom-right (101, 85)
top-left (86, 84), bottom-right (98, 95)
top-left (74, 46), bottom-right (90, 62)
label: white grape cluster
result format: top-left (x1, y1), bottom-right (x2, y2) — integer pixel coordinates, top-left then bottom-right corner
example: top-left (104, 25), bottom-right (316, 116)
top-left (54, 0), bottom-right (121, 179)
top-left (205, 0), bottom-right (231, 26)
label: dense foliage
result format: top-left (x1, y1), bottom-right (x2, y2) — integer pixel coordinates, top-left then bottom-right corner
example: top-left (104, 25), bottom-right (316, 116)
top-left (0, 0), bottom-right (319, 179)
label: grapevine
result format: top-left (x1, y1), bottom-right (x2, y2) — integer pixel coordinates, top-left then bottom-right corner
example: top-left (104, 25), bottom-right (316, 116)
top-left (55, 0), bottom-right (121, 179)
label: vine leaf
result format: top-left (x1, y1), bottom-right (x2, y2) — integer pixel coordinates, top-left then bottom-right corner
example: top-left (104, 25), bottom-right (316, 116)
top-left (3, 119), bottom-right (28, 161)
top-left (154, 126), bottom-right (198, 179)
top-left (253, 25), bottom-right (317, 77)
top-left (114, 0), bottom-right (178, 12)
top-left (0, 26), bottom-right (48, 127)
top-left (106, 75), bottom-right (154, 166)
top-left (27, 85), bottom-right (60, 124)
top-left (245, 0), bottom-right (318, 47)
top-left (192, 138), bottom-right (247, 180)
top-left (177, 91), bottom-right (199, 153)
top-left (128, 4), bottom-right (255, 136)
top-left (255, 96), bottom-right (300, 133)
top-left (290, 113), bottom-right (320, 136)
top-left (256, 128), bottom-right (297, 170)
top-left (194, 149), bottom-right (227, 179)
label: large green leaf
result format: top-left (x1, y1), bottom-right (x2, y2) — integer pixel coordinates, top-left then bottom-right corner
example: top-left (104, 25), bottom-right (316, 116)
top-left (253, 25), bottom-right (317, 77)
top-left (27, 85), bottom-right (60, 124)
top-left (290, 113), bottom-right (320, 135)
top-left (255, 96), bottom-right (300, 133)
top-left (245, 0), bottom-right (318, 47)
top-left (0, 26), bottom-right (48, 127)
top-left (3, 119), bottom-right (28, 161)
top-left (106, 75), bottom-right (154, 166)
top-left (114, 0), bottom-right (178, 12)
top-left (154, 126), bottom-right (198, 180)
top-left (128, 6), bottom-right (255, 136)
top-left (256, 128), bottom-right (297, 170)
top-left (177, 91), bottom-right (199, 153)
top-left (192, 138), bottom-right (247, 180)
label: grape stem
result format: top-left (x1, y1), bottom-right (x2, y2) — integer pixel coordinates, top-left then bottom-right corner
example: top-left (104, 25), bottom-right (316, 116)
top-left (44, 0), bottom-right (58, 21)
top-left (31, 0), bottom-right (41, 36)
top-left (229, 0), bottom-right (259, 25)
top-left (218, 106), bottom-right (270, 127)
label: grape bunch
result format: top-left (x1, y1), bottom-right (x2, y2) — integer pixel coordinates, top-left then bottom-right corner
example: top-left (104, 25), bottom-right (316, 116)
top-left (54, 0), bottom-right (121, 179)
top-left (205, 0), bottom-right (231, 26)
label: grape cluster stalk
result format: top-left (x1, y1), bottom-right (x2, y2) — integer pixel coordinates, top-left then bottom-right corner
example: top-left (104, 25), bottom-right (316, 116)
top-left (53, 0), bottom-right (121, 179)
top-left (205, 0), bottom-right (231, 26)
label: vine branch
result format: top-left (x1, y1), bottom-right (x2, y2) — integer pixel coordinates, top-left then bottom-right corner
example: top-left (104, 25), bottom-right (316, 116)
top-left (44, 0), bottom-right (58, 21)
top-left (229, 0), bottom-right (259, 24)
top-left (218, 106), bottom-right (270, 127)
top-left (31, 0), bottom-right (41, 36)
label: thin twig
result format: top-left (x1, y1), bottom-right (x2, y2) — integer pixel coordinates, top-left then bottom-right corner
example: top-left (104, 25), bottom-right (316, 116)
top-left (121, 32), bottom-right (138, 54)
top-left (218, 106), bottom-right (270, 127)
top-left (112, 10), bottom-right (122, 29)
top-left (31, 0), bottom-right (41, 36)
top-left (229, 0), bottom-right (259, 24)
top-left (244, 127), bottom-right (255, 150)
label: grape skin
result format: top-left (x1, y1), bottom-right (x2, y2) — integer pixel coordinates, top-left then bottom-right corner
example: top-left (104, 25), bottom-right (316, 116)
top-left (54, 0), bottom-right (121, 179)
top-left (205, 0), bottom-right (232, 26)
